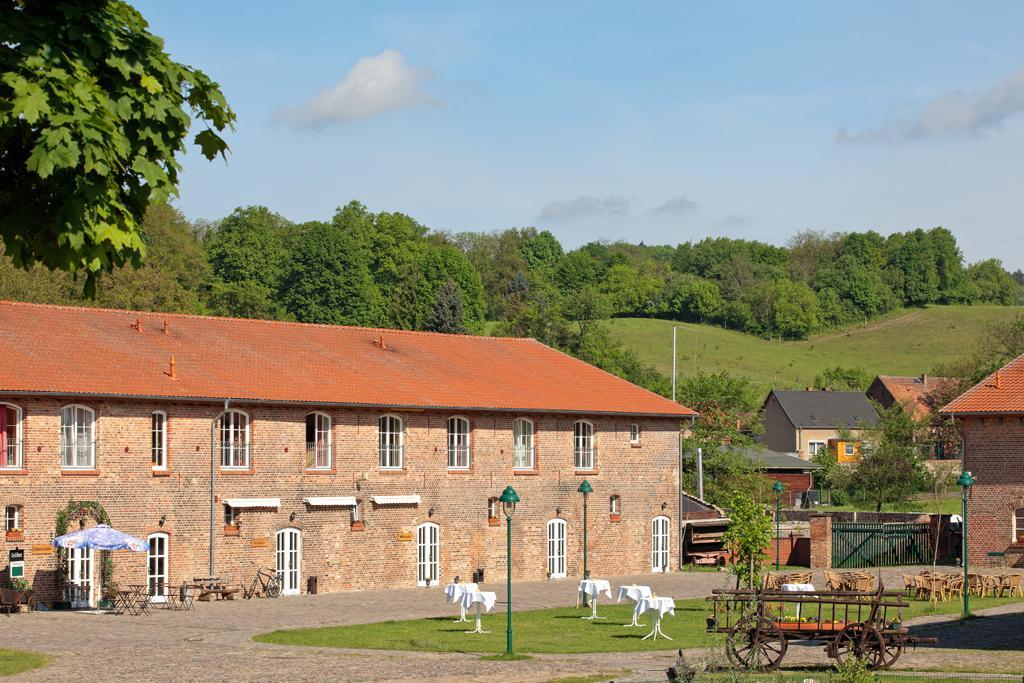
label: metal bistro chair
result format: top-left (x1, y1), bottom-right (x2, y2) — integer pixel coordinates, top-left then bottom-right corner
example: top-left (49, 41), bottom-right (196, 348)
top-left (176, 582), bottom-right (196, 611)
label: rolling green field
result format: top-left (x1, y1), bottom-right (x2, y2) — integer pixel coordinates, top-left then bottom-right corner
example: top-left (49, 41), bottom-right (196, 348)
top-left (607, 305), bottom-right (1024, 390)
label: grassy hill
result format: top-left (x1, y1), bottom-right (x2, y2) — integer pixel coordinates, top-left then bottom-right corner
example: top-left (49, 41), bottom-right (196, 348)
top-left (607, 305), bottom-right (1024, 390)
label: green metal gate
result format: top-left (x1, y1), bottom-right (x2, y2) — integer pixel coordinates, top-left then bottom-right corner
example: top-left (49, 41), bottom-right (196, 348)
top-left (831, 522), bottom-right (931, 568)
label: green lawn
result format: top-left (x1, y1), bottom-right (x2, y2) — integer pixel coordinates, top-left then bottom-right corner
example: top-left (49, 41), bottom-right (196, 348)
top-left (607, 305), bottom-right (1024, 390)
top-left (254, 594), bottom-right (1024, 655)
top-left (813, 492), bottom-right (963, 515)
top-left (0, 648), bottom-right (49, 677)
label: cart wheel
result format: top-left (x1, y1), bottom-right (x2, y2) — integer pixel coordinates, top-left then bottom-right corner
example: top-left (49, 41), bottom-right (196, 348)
top-left (725, 616), bottom-right (788, 671)
top-left (833, 624), bottom-right (885, 671)
top-left (879, 638), bottom-right (904, 670)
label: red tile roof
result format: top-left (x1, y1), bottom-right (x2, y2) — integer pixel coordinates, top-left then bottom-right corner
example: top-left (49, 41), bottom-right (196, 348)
top-left (941, 354), bottom-right (1024, 415)
top-left (0, 301), bottom-right (695, 418)
top-left (872, 375), bottom-right (953, 419)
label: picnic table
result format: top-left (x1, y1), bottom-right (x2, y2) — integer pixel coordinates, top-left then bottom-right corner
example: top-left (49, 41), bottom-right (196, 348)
top-left (192, 577), bottom-right (240, 601)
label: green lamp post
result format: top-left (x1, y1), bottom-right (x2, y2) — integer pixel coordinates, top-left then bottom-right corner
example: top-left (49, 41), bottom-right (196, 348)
top-left (772, 480), bottom-right (784, 571)
top-left (578, 479), bottom-right (593, 606)
top-left (957, 470), bottom-right (974, 618)
top-left (499, 485), bottom-right (520, 656)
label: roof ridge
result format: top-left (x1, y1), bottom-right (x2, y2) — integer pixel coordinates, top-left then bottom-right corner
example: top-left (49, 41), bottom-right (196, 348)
top-left (941, 352), bottom-right (1024, 413)
top-left (0, 300), bottom-right (533, 343)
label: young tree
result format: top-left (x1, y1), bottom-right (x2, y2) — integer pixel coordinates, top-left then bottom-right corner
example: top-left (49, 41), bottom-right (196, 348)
top-left (427, 280), bottom-right (466, 334)
top-left (847, 404), bottom-right (929, 512)
top-left (1, 0), bottom-right (234, 292)
top-left (722, 493), bottom-right (773, 589)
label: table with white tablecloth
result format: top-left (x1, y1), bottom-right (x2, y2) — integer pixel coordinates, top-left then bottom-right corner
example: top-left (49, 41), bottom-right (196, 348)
top-left (616, 584), bottom-right (652, 627)
top-left (635, 595), bottom-right (675, 641)
top-left (577, 579), bottom-right (612, 619)
top-left (460, 590), bottom-right (497, 634)
top-left (780, 583), bottom-right (815, 620)
top-left (444, 582), bottom-right (478, 622)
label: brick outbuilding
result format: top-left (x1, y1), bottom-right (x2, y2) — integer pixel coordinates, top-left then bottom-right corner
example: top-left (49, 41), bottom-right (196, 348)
top-left (0, 302), bottom-right (697, 603)
top-left (942, 353), bottom-right (1024, 568)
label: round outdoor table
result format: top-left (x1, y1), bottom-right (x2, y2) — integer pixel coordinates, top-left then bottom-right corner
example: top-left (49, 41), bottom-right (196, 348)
top-left (781, 582), bottom-right (815, 620)
top-left (443, 582), bottom-right (478, 623)
top-left (616, 584), bottom-right (652, 627)
top-left (460, 590), bottom-right (496, 635)
top-left (635, 596), bottom-right (675, 641)
top-left (577, 579), bottom-right (612, 620)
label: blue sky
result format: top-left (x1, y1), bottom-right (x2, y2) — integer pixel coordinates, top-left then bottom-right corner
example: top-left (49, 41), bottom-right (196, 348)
top-left (136, 1), bottom-right (1024, 267)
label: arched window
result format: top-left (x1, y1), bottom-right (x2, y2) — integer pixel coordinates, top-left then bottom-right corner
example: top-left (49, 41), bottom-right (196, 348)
top-left (547, 519), bottom-right (567, 578)
top-left (151, 411), bottom-right (167, 470)
top-left (609, 495), bottom-right (621, 516)
top-left (379, 415), bottom-right (403, 469)
top-left (447, 416), bottom-right (471, 469)
top-left (652, 516), bottom-right (670, 573)
top-left (0, 403), bottom-right (22, 470)
top-left (305, 412), bottom-right (332, 469)
top-left (218, 410), bottom-right (249, 469)
top-left (573, 420), bottom-right (594, 470)
top-left (513, 418), bottom-right (534, 470)
top-left (147, 532), bottom-right (169, 601)
top-left (61, 404), bottom-right (95, 469)
top-left (1014, 508), bottom-right (1024, 544)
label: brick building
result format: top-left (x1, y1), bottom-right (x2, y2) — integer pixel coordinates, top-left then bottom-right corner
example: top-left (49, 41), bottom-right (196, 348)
top-left (941, 353), bottom-right (1024, 568)
top-left (0, 302), bottom-right (696, 604)
top-left (724, 445), bottom-right (821, 507)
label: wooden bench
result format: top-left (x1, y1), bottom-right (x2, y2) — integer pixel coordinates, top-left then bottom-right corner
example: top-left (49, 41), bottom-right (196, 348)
top-left (192, 577), bottom-right (240, 601)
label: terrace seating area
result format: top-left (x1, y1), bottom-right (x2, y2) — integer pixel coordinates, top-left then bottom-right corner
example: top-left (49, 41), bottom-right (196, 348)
top-left (901, 570), bottom-right (1024, 601)
top-left (821, 570), bottom-right (877, 592)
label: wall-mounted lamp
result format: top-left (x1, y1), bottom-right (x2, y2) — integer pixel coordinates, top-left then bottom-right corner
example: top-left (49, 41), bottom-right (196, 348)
top-left (555, 507), bottom-right (562, 517)
top-left (289, 512), bottom-right (296, 522)
top-left (159, 515), bottom-right (167, 527)
top-left (428, 507), bottom-right (435, 517)
top-left (661, 501), bottom-right (668, 510)
top-left (79, 519), bottom-right (86, 529)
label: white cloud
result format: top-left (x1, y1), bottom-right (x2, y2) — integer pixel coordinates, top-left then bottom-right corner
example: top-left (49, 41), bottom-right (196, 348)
top-left (274, 49), bottom-right (436, 128)
top-left (537, 195), bottom-right (631, 222)
top-left (838, 68), bottom-right (1024, 143)
top-left (651, 196), bottom-right (698, 215)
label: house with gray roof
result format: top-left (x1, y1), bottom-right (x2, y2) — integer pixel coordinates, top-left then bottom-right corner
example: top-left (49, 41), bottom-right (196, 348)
top-left (760, 389), bottom-right (878, 461)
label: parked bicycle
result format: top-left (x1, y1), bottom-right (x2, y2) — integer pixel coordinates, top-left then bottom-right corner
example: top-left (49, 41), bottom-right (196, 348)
top-left (243, 563), bottom-right (282, 599)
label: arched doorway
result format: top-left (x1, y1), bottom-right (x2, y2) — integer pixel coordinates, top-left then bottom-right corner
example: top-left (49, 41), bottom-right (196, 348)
top-left (275, 528), bottom-right (301, 596)
top-left (55, 500), bottom-right (112, 607)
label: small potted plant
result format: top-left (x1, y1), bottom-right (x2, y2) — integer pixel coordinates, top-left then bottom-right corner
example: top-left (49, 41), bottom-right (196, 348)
top-left (705, 613), bottom-right (716, 630)
top-left (5, 526), bottom-right (24, 542)
top-left (10, 577), bottom-right (31, 611)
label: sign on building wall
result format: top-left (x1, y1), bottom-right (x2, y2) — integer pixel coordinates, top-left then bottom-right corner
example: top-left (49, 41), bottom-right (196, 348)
top-left (250, 537), bottom-right (269, 548)
top-left (397, 530), bottom-right (414, 542)
top-left (31, 544), bottom-right (52, 555)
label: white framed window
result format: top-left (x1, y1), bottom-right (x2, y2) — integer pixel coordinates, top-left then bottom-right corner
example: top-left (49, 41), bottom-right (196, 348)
top-left (151, 411), bottom-right (167, 470)
top-left (60, 404), bottom-right (95, 469)
top-left (513, 418), bottom-right (535, 470)
top-left (610, 495), bottom-right (621, 515)
top-left (218, 409), bottom-right (249, 469)
top-left (547, 519), bottom-right (566, 578)
top-left (652, 515), bottom-right (670, 572)
top-left (844, 443), bottom-right (856, 457)
top-left (305, 412), bottom-right (332, 469)
top-left (416, 522), bottom-right (440, 586)
top-left (4, 505), bottom-right (20, 532)
top-left (1, 403), bottom-right (22, 469)
top-left (224, 504), bottom-right (238, 527)
top-left (487, 497), bottom-right (498, 520)
top-left (447, 416), bottom-right (471, 469)
top-left (1014, 507), bottom-right (1024, 544)
top-left (147, 532), bottom-right (169, 601)
top-left (573, 420), bottom-right (595, 470)
top-left (630, 423), bottom-right (640, 445)
top-left (379, 415), bottom-right (404, 469)
top-left (808, 441), bottom-right (827, 457)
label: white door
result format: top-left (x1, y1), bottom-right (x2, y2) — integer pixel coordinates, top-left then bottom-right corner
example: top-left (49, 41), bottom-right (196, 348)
top-left (66, 547), bottom-right (94, 608)
top-left (417, 523), bottom-right (440, 586)
top-left (147, 533), bottom-right (169, 602)
top-left (276, 528), bottom-right (301, 595)
top-left (652, 516), bottom-right (670, 573)
top-left (547, 519), bottom-right (566, 578)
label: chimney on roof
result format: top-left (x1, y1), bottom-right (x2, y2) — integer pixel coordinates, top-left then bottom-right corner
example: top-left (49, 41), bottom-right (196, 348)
top-left (131, 317), bottom-right (143, 333)
top-left (996, 370), bottom-right (1002, 389)
top-left (373, 335), bottom-right (387, 351)
top-left (165, 355), bottom-right (176, 380)
top-left (163, 320), bottom-right (169, 336)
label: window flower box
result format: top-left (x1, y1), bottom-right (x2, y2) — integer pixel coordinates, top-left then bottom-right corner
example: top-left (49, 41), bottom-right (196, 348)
top-left (609, 514), bottom-right (621, 523)
top-left (350, 520), bottom-right (365, 531)
top-left (5, 530), bottom-right (24, 542)
top-left (223, 524), bottom-right (240, 537)
top-left (487, 517), bottom-right (500, 527)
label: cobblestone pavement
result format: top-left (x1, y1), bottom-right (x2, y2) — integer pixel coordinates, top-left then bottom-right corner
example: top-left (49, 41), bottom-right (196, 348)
top-left (10, 567), bottom-right (1024, 682)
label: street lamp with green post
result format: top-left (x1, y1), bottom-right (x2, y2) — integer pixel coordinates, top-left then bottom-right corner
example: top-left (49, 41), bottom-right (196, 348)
top-left (772, 480), bottom-right (784, 571)
top-left (499, 485), bottom-right (520, 656)
top-left (578, 480), bottom-right (593, 607)
top-left (957, 470), bottom-right (974, 618)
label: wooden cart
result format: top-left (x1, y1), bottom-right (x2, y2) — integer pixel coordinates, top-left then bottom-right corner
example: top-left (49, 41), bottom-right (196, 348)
top-left (706, 585), bottom-right (937, 671)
